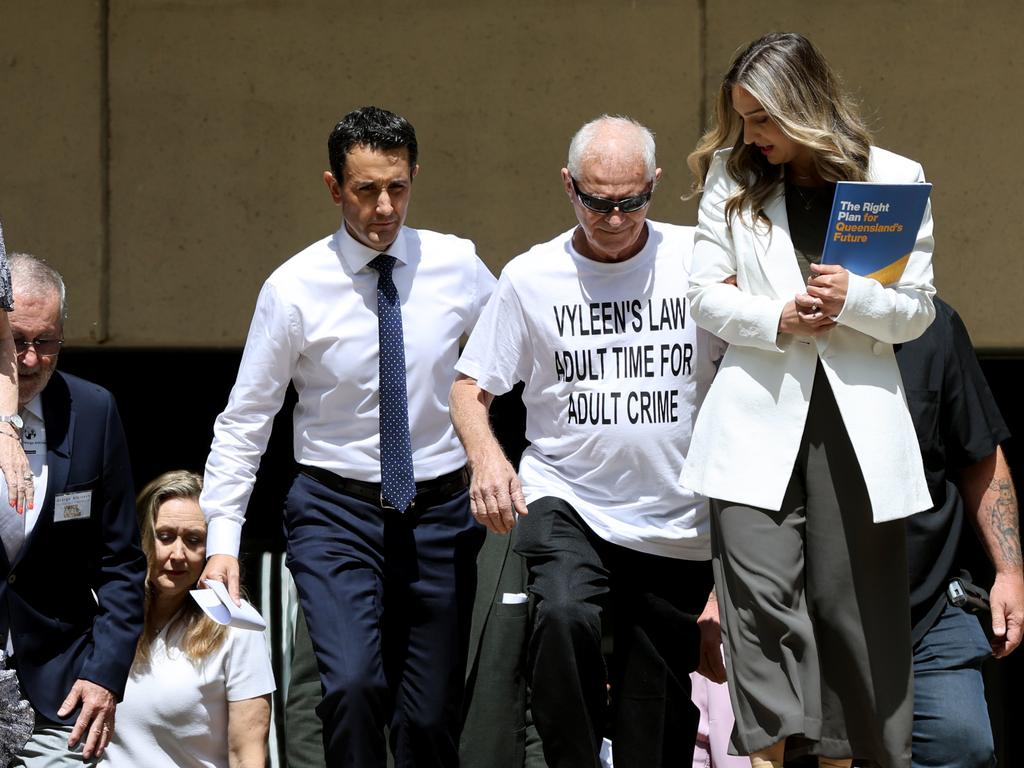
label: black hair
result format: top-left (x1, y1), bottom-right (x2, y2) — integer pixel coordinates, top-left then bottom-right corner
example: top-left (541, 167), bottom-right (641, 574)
top-left (327, 106), bottom-right (418, 182)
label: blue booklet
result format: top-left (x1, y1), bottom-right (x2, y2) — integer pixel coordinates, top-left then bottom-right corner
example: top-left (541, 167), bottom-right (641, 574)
top-left (820, 181), bottom-right (932, 285)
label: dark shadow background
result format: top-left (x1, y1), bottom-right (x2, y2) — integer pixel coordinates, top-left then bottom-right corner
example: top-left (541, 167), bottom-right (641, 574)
top-left (60, 348), bottom-right (1022, 765)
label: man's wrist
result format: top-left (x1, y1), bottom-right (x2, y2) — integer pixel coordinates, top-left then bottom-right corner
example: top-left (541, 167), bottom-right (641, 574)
top-left (0, 413), bottom-right (23, 432)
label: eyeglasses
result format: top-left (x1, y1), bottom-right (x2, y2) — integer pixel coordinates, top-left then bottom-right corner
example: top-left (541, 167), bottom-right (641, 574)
top-left (571, 177), bottom-right (653, 214)
top-left (14, 337), bottom-right (64, 357)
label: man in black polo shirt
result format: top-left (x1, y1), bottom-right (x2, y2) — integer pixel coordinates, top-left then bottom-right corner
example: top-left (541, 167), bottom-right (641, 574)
top-left (896, 297), bottom-right (1023, 768)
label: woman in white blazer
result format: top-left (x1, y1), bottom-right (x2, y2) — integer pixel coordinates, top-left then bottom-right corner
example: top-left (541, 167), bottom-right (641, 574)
top-left (681, 33), bottom-right (935, 768)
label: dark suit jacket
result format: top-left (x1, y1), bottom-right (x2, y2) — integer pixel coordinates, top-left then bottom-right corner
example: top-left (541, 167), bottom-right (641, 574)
top-left (460, 528), bottom-right (547, 768)
top-left (0, 371), bottom-right (146, 721)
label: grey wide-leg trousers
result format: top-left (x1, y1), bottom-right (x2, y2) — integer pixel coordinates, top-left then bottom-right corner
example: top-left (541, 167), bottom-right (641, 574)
top-left (711, 365), bottom-right (913, 768)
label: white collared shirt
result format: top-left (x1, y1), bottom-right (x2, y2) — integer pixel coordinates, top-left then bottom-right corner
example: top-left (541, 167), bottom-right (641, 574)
top-left (201, 224), bottom-right (495, 557)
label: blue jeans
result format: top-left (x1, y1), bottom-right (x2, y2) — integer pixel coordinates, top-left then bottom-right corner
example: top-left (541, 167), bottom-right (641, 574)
top-left (912, 600), bottom-right (995, 768)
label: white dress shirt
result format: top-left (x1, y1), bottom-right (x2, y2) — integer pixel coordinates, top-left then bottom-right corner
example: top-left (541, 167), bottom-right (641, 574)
top-left (201, 224), bottom-right (495, 558)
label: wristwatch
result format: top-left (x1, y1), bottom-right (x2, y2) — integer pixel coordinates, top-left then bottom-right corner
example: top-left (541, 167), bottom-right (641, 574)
top-left (0, 414), bottom-right (24, 431)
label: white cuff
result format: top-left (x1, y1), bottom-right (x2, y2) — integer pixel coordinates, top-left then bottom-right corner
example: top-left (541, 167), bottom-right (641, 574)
top-left (206, 516), bottom-right (243, 559)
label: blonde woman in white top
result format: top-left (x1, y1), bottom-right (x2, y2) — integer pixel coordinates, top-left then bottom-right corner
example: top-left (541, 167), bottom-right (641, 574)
top-left (105, 471), bottom-right (274, 768)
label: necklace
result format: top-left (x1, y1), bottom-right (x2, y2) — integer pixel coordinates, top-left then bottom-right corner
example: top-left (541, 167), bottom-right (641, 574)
top-left (791, 184), bottom-right (819, 211)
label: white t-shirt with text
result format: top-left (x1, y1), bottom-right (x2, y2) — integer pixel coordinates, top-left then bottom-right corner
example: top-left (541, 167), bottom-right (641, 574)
top-left (456, 222), bottom-right (719, 559)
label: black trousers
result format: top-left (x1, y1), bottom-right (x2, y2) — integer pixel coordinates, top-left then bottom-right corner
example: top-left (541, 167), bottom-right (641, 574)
top-left (284, 471), bottom-right (484, 768)
top-left (514, 497), bottom-right (714, 768)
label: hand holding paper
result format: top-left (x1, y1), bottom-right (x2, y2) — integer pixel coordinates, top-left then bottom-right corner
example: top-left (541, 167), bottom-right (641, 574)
top-left (190, 579), bottom-right (267, 631)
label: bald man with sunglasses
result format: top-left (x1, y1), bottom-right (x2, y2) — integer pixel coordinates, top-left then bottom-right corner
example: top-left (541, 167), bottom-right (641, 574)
top-left (450, 115), bottom-right (722, 768)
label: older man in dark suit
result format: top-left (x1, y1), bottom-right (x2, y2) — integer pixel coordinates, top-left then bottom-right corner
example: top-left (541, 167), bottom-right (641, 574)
top-left (0, 253), bottom-right (145, 765)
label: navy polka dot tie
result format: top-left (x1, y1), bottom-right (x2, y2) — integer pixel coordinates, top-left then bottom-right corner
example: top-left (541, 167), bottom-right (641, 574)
top-left (368, 254), bottom-right (416, 512)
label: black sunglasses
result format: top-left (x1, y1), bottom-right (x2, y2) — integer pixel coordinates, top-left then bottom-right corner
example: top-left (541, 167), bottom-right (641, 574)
top-left (571, 177), bottom-right (652, 214)
top-left (13, 337), bottom-right (64, 357)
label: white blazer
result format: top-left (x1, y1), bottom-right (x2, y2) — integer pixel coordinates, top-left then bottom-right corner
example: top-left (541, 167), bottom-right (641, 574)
top-left (680, 146), bottom-right (934, 522)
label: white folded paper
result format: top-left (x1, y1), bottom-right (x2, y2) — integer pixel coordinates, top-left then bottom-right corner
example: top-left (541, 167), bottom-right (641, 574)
top-left (189, 579), bottom-right (267, 631)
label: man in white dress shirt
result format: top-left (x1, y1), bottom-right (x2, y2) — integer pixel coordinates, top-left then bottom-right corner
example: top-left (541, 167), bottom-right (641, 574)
top-left (450, 116), bottom-right (721, 768)
top-left (199, 106), bottom-right (495, 768)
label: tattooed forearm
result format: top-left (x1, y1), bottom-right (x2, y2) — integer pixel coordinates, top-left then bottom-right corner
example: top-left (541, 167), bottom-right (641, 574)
top-left (985, 477), bottom-right (1022, 569)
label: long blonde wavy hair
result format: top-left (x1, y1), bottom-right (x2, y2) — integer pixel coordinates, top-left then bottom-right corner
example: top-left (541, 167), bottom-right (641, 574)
top-left (687, 32), bottom-right (873, 227)
top-left (134, 470), bottom-right (228, 668)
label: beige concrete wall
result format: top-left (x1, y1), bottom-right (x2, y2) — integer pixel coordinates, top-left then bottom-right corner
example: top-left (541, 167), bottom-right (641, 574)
top-left (0, 1), bottom-right (107, 341)
top-left (102, 0), bottom-right (702, 345)
top-left (0, 1), bottom-right (1019, 347)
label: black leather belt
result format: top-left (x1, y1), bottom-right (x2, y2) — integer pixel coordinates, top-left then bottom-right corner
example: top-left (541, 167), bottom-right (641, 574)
top-left (298, 465), bottom-right (469, 510)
